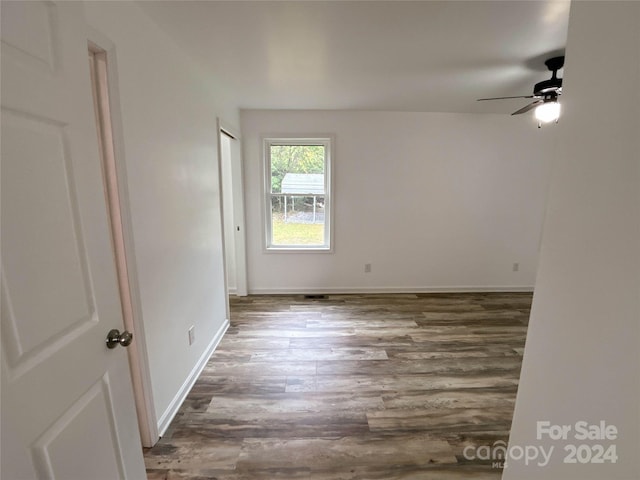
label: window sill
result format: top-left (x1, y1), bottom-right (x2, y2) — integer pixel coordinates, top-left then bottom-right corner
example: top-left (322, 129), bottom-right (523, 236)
top-left (265, 246), bottom-right (333, 254)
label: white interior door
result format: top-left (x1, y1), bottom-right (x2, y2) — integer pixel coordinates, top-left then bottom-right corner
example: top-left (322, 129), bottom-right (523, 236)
top-left (219, 125), bottom-right (248, 296)
top-left (1, 2), bottom-right (146, 479)
top-left (229, 132), bottom-right (248, 296)
top-left (220, 132), bottom-right (238, 293)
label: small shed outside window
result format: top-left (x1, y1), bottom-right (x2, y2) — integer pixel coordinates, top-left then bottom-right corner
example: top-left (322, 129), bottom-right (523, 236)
top-left (281, 173), bottom-right (325, 223)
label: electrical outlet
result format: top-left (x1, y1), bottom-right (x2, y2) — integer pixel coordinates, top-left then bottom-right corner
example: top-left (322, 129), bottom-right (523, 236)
top-left (188, 326), bottom-right (195, 345)
top-left (512, 262), bottom-right (519, 272)
top-left (364, 263), bottom-right (372, 273)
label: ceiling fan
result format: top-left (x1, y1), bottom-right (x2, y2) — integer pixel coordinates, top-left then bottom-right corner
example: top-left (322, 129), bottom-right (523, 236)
top-left (478, 55), bottom-right (565, 126)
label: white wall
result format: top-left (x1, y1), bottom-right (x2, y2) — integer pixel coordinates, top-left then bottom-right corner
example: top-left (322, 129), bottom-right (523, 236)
top-left (241, 110), bottom-right (555, 293)
top-left (83, 2), bottom-right (238, 433)
top-left (505, 2), bottom-right (640, 479)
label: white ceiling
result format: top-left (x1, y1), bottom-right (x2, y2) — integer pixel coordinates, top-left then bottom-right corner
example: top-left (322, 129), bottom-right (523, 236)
top-left (138, 1), bottom-right (570, 114)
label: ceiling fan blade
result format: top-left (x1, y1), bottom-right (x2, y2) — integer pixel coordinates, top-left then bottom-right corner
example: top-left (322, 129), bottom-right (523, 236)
top-left (511, 100), bottom-right (543, 116)
top-left (477, 95), bottom-right (536, 101)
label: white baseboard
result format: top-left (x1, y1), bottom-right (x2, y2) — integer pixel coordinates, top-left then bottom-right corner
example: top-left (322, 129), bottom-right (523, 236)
top-left (156, 318), bottom-right (229, 436)
top-left (248, 286), bottom-right (535, 295)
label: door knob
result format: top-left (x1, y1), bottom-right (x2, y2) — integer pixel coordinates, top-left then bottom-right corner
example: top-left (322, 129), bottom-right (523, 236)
top-left (106, 329), bottom-right (133, 349)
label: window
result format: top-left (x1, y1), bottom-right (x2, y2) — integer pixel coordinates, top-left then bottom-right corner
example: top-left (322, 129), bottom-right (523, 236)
top-left (264, 137), bottom-right (332, 251)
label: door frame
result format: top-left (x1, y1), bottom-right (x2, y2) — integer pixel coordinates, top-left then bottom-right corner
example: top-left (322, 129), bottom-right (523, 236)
top-left (87, 28), bottom-right (158, 448)
top-left (217, 119), bottom-right (248, 297)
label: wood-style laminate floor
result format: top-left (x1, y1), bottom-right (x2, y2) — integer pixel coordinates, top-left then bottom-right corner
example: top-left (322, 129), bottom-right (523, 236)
top-left (145, 293), bottom-right (531, 480)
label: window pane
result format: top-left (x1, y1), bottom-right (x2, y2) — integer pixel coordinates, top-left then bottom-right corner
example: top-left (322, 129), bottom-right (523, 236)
top-left (270, 145), bottom-right (325, 193)
top-left (271, 195), bottom-right (325, 246)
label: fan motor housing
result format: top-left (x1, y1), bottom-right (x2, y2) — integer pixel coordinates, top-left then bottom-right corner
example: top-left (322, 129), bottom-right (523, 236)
top-left (534, 77), bottom-right (563, 95)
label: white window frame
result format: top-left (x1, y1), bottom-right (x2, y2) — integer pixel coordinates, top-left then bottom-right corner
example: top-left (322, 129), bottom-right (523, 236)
top-left (263, 136), bottom-right (334, 252)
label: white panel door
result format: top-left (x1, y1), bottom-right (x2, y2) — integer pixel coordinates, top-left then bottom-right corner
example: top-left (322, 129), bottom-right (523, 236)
top-left (228, 133), bottom-right (248, 297)
top-left (219, 127), bottom-right (248, 297)
top-left (1, 2), bottom-right (146, 479)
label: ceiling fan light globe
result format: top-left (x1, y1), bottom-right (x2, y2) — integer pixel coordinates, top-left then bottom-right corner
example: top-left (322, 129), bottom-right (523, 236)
top-left (535, 102), bottom-right (561, 123)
